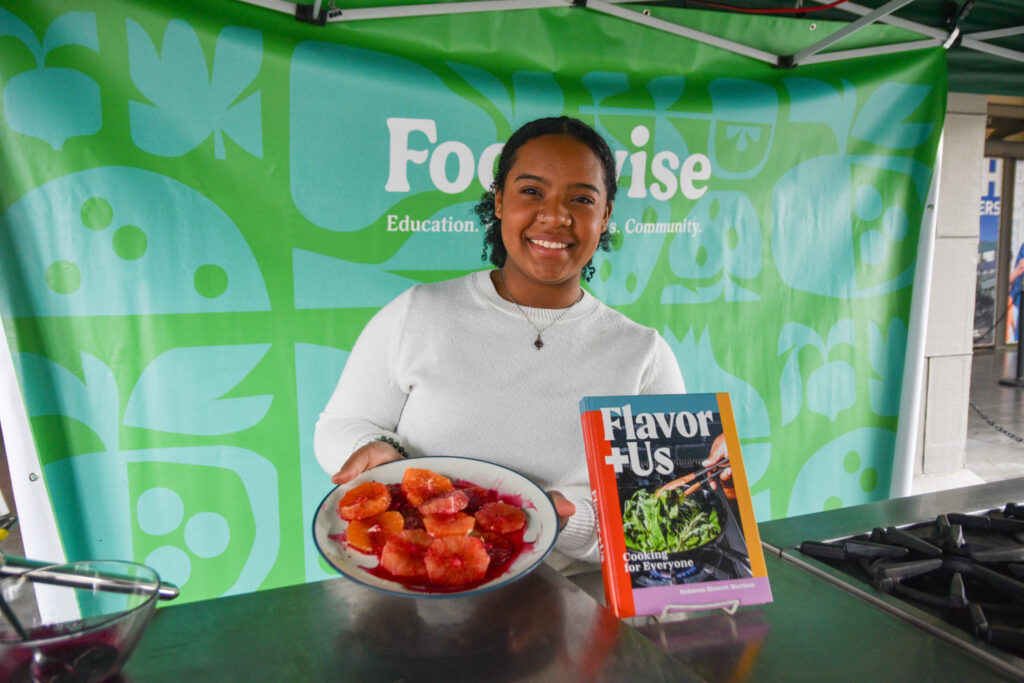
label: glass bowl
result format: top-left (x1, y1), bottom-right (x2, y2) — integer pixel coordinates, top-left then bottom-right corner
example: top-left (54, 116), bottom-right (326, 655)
top-left (0, 560), bottom-right (161, 682)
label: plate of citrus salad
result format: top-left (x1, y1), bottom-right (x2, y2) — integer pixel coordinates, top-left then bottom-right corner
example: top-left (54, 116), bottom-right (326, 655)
top-left (313, 455), bottom-right (558, 597)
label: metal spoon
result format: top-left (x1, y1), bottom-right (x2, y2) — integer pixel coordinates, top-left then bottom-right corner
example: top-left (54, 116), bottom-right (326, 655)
top-left (0, 553), bottom-right (178, 600)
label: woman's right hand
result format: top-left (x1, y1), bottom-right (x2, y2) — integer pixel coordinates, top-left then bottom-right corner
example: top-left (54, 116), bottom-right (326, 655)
top-left (331, 440), bottom-right (404, 485)
top-left (702, 433), bottom-right (732, 490)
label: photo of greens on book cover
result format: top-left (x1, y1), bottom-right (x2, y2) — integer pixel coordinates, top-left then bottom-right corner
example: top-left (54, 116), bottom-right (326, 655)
top-left (580, 392), bottom-right (772, 618)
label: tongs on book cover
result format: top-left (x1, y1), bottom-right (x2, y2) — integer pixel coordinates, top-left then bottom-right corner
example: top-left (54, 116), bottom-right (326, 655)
top-left (653, 458), bottom-right (730, 499)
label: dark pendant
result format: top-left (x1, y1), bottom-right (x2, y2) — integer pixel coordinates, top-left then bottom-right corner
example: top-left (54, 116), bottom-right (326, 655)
top-left (534, 337), bottom-right (544, 349)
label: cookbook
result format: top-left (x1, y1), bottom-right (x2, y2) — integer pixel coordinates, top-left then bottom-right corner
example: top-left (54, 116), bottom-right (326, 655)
top-left (579, 392), bottom-right (771, 618)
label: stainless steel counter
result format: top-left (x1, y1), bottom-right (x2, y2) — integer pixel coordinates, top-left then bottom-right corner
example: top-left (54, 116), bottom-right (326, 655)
top-left (571, 553), bottom-right (1017, 681)
top-left (121, 479), bottom-right (1024, 681)
top-left (122, 563), bottom-right (698, 682)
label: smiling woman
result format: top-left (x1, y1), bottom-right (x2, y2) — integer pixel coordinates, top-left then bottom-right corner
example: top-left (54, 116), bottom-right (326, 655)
top-left (478, 117), bottom-right (617, 296)
top-left (493, 134), bottom-right (610, 308)
top-left (315, 116), bottom-right (686, 574)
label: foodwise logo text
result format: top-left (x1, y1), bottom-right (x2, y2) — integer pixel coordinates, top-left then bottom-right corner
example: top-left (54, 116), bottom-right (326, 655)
top-left (384, 118), bottom-right (714, 201)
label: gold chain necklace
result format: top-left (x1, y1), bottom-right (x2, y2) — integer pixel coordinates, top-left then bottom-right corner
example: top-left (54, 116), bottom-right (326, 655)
top-left (498, 270), bottom-right (583, 350)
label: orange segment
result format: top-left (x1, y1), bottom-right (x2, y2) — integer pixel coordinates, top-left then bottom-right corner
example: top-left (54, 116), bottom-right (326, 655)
top-left (401, 467), bottom-right (454, 507)
top-left (380, 529), bottom-right (433, 578)
top-left (418, 489), bottom-right (470, 515)
top-left (474, 501), bottom-right (527, 534)
top-left (338, 481), bottom-right (391, 521)
top-left (346, 510), bottom-right (404, 554)
top-left (480, 531), bottom-right (514, 567)
top-left (457, 484), bottom-right (490, 513)
top-left (424, 536), bottom-right (490, 586)
top-left (422, 512), bottom-right (476, 537)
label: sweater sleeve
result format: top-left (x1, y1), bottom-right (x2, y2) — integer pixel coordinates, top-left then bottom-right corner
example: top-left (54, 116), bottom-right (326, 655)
top-left (554, 485), bottom-right (600, 564)
top-left (641, 332), bottom-right (686, 394)
top-left (314, 290), bottom-right (412, 476)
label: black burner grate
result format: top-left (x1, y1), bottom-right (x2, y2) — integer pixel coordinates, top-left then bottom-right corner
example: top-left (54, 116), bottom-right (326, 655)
top-left (800, 503), bottom-right (1024, 657)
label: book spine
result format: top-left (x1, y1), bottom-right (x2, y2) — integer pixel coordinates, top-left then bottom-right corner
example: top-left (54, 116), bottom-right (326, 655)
top-left (580, 405), bottom-right (635, 618)
top-left (716, 392), bottom-right (768, 578)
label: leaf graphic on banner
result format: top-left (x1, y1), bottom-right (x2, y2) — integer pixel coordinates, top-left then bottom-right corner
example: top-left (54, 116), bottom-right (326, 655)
top-left (18, 352), bottom-right (120, 453)
top-left (851, 83), bottom-right (934, 150)
top-left (127, 19), bottom-right (262, 159)
top-left (0, 9), bottom-right (100, 150)
top-left (784, 78), bottom-right (856, 152)
top-left (0, 8), bottom-right (39, 57)
top-left (42, 11), bottom-right (99, 56)
top-left (778, 321), bottom-right (856, 424)
top-left (581, 72), bottom-right (630, 109)
top-left (868, 318), bottom-right (906, 417)
top-left (826, 319), bottom-right (857, 350)
top-left (123, 345), bottom-right (273, 435)
top-left (448, 65), bottom-right (562, 130)
top-left (647, 76), bottom-right (686, 110)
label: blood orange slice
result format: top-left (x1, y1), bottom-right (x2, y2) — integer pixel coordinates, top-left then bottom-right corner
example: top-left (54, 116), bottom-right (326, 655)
top-left (474, 501), bottom-right (527, 534)
top-left (380, 529), bottom-right (433, 578)
top-left (418, 489), bottom-right (470, 515)
top-left (338, 481), bottom-right (391, 521)
top-left (480, 531), bottom-right (514, 567)
top-left (401, 467), bottom-right (454, 506)
top-left (424, 536), bottom-right (490, 586)
top-left (346, 510), bottom-right (404, 554)
top-left (422, 512), bottom-right (476, 537)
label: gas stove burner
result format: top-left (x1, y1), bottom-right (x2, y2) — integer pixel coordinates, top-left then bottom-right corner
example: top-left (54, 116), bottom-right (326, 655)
top-left (799, 503), bottom-right (1024, 659)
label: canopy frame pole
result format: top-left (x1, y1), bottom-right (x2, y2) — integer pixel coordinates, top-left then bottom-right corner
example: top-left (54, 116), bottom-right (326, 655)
top-left (960, 36), bottom-right (1024, 64)
top-left (808, 0), bottom-right (1024, 64)
top-left (326, 0), bottom-right (571, 20)
top-left (231, 0), bottom-right (1024, 69)
top-left (789, 0), bottom-right (917, 65)
top-left (798, 38), bottom-right (941, 65)
top-left (969, 26), bottom-right (1024, 41)
top-left (585, 0), bottom-right (779, 64)
top-left (807, 0), bottom-right (946, 37)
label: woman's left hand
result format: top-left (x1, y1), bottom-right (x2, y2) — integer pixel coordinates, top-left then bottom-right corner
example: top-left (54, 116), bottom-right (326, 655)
top-left (547, 490), bottom-right (576, 529)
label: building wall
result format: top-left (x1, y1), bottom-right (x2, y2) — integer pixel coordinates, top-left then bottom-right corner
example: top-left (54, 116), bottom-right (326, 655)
top-left (912, 93), bottom-right (988, 493)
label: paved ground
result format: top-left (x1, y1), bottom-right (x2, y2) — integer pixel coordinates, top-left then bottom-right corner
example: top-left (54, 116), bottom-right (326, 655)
top-left (965, 347), bottom-right (1024, 482)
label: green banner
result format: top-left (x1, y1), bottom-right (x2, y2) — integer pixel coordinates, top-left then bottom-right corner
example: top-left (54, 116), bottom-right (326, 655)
top-left (0, 0), bottom-right (946, 603)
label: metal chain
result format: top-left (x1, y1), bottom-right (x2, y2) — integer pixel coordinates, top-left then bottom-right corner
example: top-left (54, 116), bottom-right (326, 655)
top-left (969, 398), bottom-right (1024, 444)
top-left (969, 305), bottom-right (1024, 443)
top-left (974, 307), bottom-right (1009, 345)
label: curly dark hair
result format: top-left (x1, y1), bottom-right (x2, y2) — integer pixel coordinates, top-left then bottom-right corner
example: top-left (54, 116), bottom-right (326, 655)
top-left (475, 117), bottom-right (618, 282)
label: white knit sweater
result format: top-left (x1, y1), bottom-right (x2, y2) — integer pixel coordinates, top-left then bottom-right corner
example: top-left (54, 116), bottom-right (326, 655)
top-left (314, 269), bottom-right (685, 571)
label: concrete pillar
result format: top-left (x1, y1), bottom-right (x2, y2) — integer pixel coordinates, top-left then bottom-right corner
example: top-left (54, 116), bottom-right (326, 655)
top-left (912, 93), bottom-right (988, 494)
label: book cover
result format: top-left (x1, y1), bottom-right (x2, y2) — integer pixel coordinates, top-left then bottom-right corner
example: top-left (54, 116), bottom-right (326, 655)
top-left (579, 392), bottom-right (772, 618)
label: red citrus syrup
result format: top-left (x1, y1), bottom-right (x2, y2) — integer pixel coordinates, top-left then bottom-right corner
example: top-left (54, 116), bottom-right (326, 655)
top-left (339, 479), bottom-right (537, 593)
top-left (0, 623), bottom-right (122, 681)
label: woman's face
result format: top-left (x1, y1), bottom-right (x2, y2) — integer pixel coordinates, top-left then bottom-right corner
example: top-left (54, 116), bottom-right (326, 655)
top-left (495, 134), bottom-right (612, 295)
